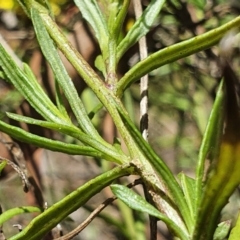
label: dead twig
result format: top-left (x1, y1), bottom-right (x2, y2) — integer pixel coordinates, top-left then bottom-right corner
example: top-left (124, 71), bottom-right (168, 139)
top-left (0, 156), bottom-right (29, 192)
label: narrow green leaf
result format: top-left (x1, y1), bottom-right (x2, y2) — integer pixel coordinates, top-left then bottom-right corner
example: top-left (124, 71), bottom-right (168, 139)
top-left (0, 207), bottom-right (42, 225)
top-left (54, 80), bottom-right (70, 121)
top-left (22, 63), bottom-right (42, 89)
top-left (229, 213), bottom-right (240, 240)
top-left (6, 113), bottom-right (126, 163)
top-left (0, 120), bottom-right (102, 158)
top-left (31, 8), bottom-right (100, 139)
top-left (9, 165), bottom-right (133, 240)
top-left (194, 62), bottom-right (240, 240)
top-left (178, 173), bottom-right (196, 222)
top-left (111, 0), bottom-right (130, 41)
top-left (111, 184), bottom-right (164, 218)
top-left (116, 15), bottom-right (240, 96)
top-left (0, 44), bottom-right (66, 124)
top-left (107, 1), bottom-right (120, 33)
top-left (73, 0), bottom-right (108, 53)
top-left (22, 63), bottom-right (61, 110)
top-left (117, 0), bottom-right (165, 61)
top-left (111, 184), bottom-right (188, 240)
top-left (6, 112), bottom-right (81, 134)
top-left (195, 80), bottom-right (225, 212)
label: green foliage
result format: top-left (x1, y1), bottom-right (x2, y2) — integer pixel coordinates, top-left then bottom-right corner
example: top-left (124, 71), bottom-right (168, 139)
top-left (229, 213), bottom-right (240, 240)
top-left (0, 0), bottom-right (239, 239)
top-left (0, 207), bottom-right (42, 225)
top-left (111, 184), bottom-right (188, 239)
top-left (10, 165), bottom-right (133, 240)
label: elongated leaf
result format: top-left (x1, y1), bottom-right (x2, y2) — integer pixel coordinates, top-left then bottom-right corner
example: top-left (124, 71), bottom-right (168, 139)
top-left (73, 0), bottom-right (108, 53)
top-left (116, 15), bottom-right (240, 96)
top-left (9, 165), bottom-right (133, 240)
top-left (111, 0), bottom-right (130, 40)
top-left (6, 113), bottom-right (126, 163)
top-left (0, 44), bottom-right (66, 124)
top-left (6, 112), bottom-right (82, 134)
top-left (31, 8), bottom-right (100, 139)
top-left (0, 120), bottom-right (102, 158)
top-left (111, 184), bottom-right (188, 239)
top-left (54, 80), bottom-right (70, 120)
top-left (24, 62), bottom-right (71, 120)
top-left (178, 173), bottom-right (196, 221)
top-left (195, 80), bottom-right (225, 211)
top-left (194, 62), bottom-right (240, 239)
top-left (0, 207), bottom-right (42, 225)
top-left (22, 63), bottom-right (52, 100)
top-left (117, 0), bottom-right (165, 61)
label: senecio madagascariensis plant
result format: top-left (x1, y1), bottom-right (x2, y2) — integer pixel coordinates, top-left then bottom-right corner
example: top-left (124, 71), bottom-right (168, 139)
top-left (0, 0), bottom-right (68, 15)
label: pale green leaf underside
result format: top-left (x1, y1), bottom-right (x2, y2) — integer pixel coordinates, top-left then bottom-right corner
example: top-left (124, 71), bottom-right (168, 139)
top-left (111, 184), bottom-right (188, 239)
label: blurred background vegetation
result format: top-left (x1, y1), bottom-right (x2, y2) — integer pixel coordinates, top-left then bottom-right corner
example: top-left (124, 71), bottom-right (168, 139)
top-left (0, 0), bottom-right (239, 239)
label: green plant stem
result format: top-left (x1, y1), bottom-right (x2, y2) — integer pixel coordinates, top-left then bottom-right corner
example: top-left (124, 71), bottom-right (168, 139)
top-left (34, 8), bottom-right (187, 225)
top-left (14, 2), bottom-right (190, 235)
top-left (18, 0), bottom-right (145, 162)
top-left (38, 11), bottom-right (139, 159)
top-left (106, 38), bottom-right (117, 86)
top-left (9, 164), bottom-right (134, 240)
top-left (117, 200), bottom-right (137, 240)
top-left (117, 105), bottom-right (192, 232)
top-left (116, 15), bottom-right (240, 96)
top-left (41, 13), bottom-right (188, 231)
